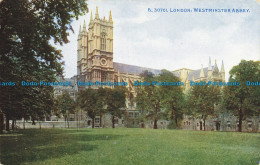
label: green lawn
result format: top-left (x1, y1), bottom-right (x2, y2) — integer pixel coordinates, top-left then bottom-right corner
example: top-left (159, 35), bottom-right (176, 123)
top-left (0, 128), bottom-right (259, 165)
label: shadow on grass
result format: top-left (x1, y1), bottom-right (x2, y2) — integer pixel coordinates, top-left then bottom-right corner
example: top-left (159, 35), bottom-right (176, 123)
top-left (0, 129), bottom-right (124, 165)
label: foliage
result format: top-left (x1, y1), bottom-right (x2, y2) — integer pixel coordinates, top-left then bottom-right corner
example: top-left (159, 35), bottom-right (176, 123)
top-left (158, 70), bottom-right (184, 128)
top-left (222, 60), bottom-right (260, 132)
top-left (106, 86), bottom-right (127, 128)
top-left (56, 91), bottom-right (75, 128)
top-left (77, 86), bottom-right (126, 128)
top-left (77, 88), bottom-right (107, 128)
top-left (186, 84), bottom-right (221, 130)
top-left (135, 70), bottom-right (184, 129)
top-left (135, 71), bottom-right (163, 129)
top-left (0, 0), bottom-right (88, 131)
top-left (57, 91), bottom-right (75, 117)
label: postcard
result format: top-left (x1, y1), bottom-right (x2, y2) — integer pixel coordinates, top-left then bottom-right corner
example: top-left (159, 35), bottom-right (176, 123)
top-left (0, 0), bottom-right (259, 164)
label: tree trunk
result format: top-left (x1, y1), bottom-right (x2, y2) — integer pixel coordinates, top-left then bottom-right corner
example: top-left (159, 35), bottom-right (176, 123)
top-left (39, 121), bottom-right (41, 129)
top-left (92, 118), bottom-right (94, 128)
top-left (0, 113), bottom-right (4, 134)
top-left (154, 103), bottom-right (158, 129)
top-left (100, 115), bottom-right (102, 128)
top-left (67, 119), bottom-right (69, 128)
top-left (175, 118), bottom-right (178, 128)
top-left (238, 108), bottom-right (243, 132)
top-left (6, 114), bottom-right (10, 131)
top-left (76, 112), bottom-right (79, 129)
top-left (12, 120), bottom-right (15, 130)
top-left (170, 110), bottom-right (174, 121)
top-left (153, 119), bottom-right (158, 129)
top-left (203, 118), bottom-right (206, 131)
top-left (65, 117), bottom-right (67, 128)
top-left (23, 119), bottom-right (26, 129)
top-left (112, 115), bottom-right (115, 128)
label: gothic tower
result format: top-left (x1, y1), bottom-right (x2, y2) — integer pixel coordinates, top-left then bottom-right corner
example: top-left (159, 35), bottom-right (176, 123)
top-left (220, 60), bottom-right (225, 82)
top-left (207, 57), bottom-right (212, 81)
top-left (77, 21), bottom-right (88, 76)
top-left (77, 7), bottom-right (114, 83)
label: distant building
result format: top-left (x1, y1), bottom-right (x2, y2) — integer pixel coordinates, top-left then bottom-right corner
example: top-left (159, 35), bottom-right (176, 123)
top-left (174, 58), bottom-right (225, 92)
top-left (75, 7), bottom-right (227, 128)
top-left (74, 7), bottom-right (260, 132)
top-left (54, 76), bottom-right (78, 100)
top-left (53, 76), bottom-right (78, 121)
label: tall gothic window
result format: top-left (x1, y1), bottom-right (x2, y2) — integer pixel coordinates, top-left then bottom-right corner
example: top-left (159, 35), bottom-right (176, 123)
top-left (101, 72), bottom-right (107, 82)
top-left (101, 34), bottom-right (106, 50)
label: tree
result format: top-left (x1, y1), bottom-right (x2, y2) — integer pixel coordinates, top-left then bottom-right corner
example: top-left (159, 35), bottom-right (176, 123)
top-left (57, 91), bottom-right (76, 128)
top-left (77, 88), bottom-right (107, 128)
top-left (136, 70), bottom-right (185, 129)
top-left (0, 0), bottom-right (88, 132)
top-left (158, 70), bottom-right (184, 129)
top-left (106, 86), bottom-right (127, 128)
top-left (222, 60), bottom-right (260, 132)
top-left (135, 71), bottom-right (164, 129)
top-left (186, 85), bottom-right (221, 131)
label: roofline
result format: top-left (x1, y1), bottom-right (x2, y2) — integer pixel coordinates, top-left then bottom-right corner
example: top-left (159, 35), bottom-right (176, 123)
top-left (173, 68), bottom-right (195, 72)
top-left (113, 62), bottom-right (162, 71)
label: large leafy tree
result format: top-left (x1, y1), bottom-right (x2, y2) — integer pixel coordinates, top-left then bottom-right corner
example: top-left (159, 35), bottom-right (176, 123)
top-left (136, 70), bottom-right (185, 129)
top-left (106, 86), bottom-right (127, 128)
top-left (77, 88), bottom-right (107, 128)
top-left (0, 0), bottom-right (88, 132)
top-left (135, 71), bottom-right (164, 129)
top-left (186, 85), bottom-right (221, 131)
top-left (57, 91), bottom-right (76, 128)
top-left (158, 70), bottom-right (184, 128)
top-left (222, 60), bottom-right (260, 132)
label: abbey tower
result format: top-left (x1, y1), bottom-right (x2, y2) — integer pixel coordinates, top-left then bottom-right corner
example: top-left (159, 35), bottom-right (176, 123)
top-left (77, 7), bottom-right (114, 84)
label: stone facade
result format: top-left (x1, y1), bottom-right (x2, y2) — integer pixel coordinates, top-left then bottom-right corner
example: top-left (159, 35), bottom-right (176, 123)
top-left (174, 58), bottom-right (225, 92)
top-left (182, 113), bottom-right (260, 132)
top-left (75, 7), bottom-right (228, 129)
top-left (73, 7), bottom-right (260, 132)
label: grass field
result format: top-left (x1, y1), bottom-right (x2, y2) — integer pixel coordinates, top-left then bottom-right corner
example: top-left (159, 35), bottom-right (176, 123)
top-left (0, 128), bottom-right (259, 165)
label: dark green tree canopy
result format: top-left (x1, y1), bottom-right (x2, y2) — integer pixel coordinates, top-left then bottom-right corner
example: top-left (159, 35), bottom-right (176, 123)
top-left (0, 0), bottom-right (88, 131)
top-left (223, 60), bottom-right (260, 132)
top-left (77, 88), bottom-right (107, 120)
top-left (135, 69), bottom-right (184, 129)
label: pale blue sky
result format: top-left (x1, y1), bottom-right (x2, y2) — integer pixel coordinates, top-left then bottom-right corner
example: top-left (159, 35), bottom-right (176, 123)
top-left (55, 0), bottom-right (260, 80)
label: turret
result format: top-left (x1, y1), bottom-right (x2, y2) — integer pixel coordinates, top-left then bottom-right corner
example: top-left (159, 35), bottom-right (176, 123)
top-left (77, 20), bottom-right (88, 76)
top-left (207, 57), bottom-right (212, 80)
top-left (212, 59), bottom-right (220, 80)
top-left (208, 56), bottom-right (212, 71)
top-left (77, 24), bottom-right (82, 75)
top-left (78, 25), bottom-right (82, 37)
top-left (95, 6), bottom-right (99, 20)
top-left (90, 10), bottom-right (93, 23)
top-left (220, 60), bottom-right (225, 81)
top-left (214, 59), bottom-right (219, 72)
top-left (83, 20), bottom-right (87, 32)
top-left (200, 64), bottom-right (205, 80)
top-left (117, 69), bottom-right (120, 82)
top-left (109, 10), bottom-right (113, 22)
top-left (220, 60), bottom-right (224, 73)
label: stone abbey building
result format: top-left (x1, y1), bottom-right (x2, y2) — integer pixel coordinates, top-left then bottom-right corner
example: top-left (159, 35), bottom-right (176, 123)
top-left (75, 7), bottom-right (259, 131)
top-left (77, 7), bottom-right (225, 94)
